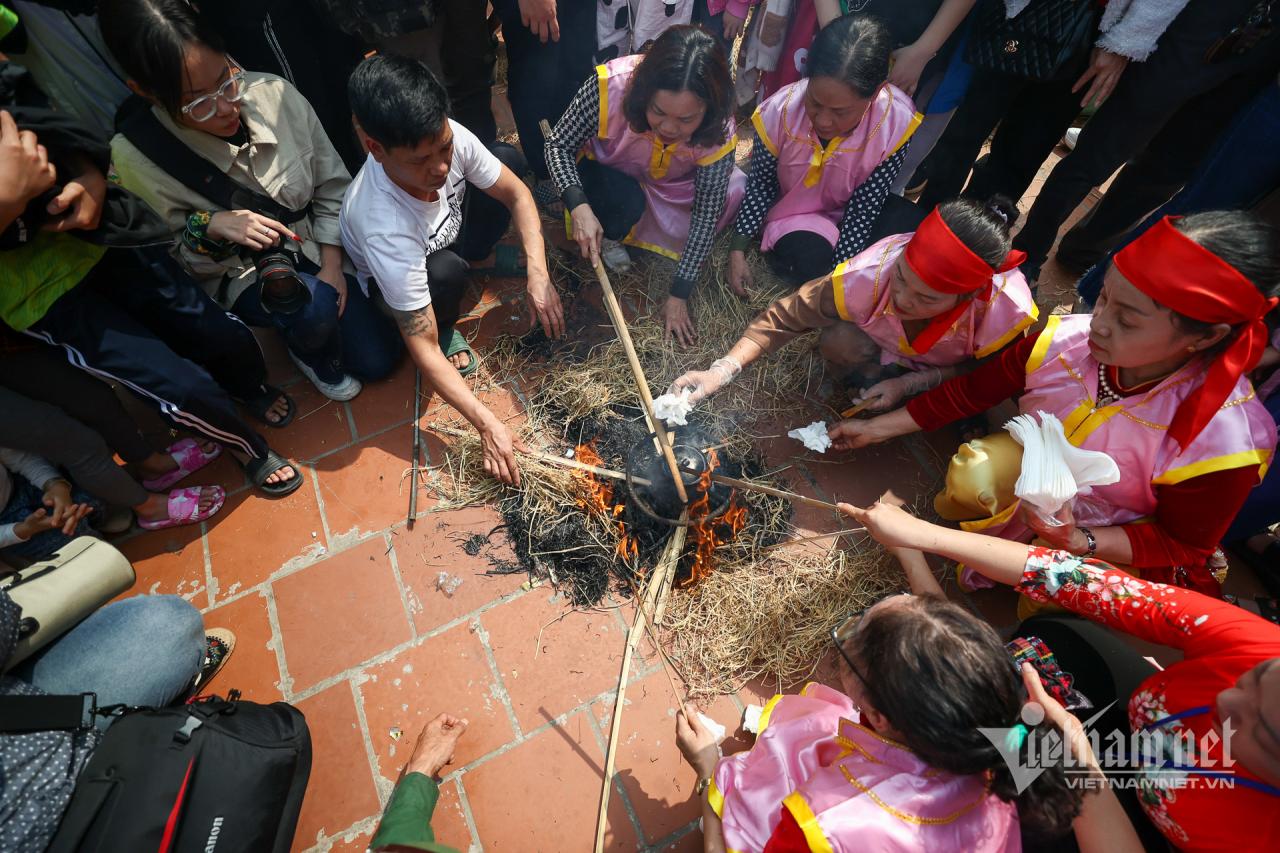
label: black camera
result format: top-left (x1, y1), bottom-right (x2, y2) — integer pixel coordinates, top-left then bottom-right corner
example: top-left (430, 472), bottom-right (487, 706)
top-left (254, 247), bottom-right (311, 315)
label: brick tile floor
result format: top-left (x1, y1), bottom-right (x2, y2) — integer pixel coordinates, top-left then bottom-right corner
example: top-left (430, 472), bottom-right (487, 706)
top-left (109, 137), bottom-right (1272, 853)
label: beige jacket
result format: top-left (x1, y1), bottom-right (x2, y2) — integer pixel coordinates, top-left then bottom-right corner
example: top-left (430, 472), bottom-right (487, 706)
top-left (110, 72), bottom-right (351, 306)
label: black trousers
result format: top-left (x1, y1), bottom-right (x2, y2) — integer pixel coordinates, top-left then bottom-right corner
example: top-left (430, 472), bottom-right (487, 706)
top-left (1053, 68), bottom-right (1275, 272)
top-left (211, 2), bottom-right (365, 171)
top-left (578, 158), bottom-right (647, 240)
top-left (27, 248), bottom-right (271, 459)
top-left (492, 0), bottom-right (596, 180)
top-left (917, 64), bottom-right (1087, 211)
top-left (1014, 0), bottom-right (1280, 276)
top-left (767, 231), bottom-right (834, 286)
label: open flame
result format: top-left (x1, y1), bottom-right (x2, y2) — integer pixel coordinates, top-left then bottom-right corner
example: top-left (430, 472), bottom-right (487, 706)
top-left (572, 443), bottom-right (637, 560)
top-left (571, 443), bottom-right (747, 580)
top-left (683, 450), bottom-right (748, 586)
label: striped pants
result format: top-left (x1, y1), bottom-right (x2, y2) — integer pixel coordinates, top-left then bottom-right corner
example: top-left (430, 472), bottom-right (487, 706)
top-left (26, 247), bottom-right (270, 459)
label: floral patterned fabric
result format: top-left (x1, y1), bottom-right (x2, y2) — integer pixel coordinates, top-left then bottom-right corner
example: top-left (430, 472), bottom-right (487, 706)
top-left (1018, 547), bottom-right (1280, 849)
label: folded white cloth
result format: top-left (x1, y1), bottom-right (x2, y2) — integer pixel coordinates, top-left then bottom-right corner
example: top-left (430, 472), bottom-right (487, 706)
top-left (652, 388), bottom-right (695, 426)
top-left (1004, 411), bottom-right (1121, 516)
top-left (742, 703), bottom-right (765, 734)
top-left (788, 421), bottom-right (832, 453)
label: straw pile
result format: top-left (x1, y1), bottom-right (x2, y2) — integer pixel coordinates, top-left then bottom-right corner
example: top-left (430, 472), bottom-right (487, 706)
top-left (660, 545), bottom-right (902, 696)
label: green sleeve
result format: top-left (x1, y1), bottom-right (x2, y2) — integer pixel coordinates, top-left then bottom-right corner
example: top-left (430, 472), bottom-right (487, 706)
top-left (370, 772), bottom-right (462, 853)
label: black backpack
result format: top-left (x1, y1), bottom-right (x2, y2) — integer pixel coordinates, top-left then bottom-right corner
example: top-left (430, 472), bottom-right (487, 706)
top-left (45, 693), bottom-right (311, 853)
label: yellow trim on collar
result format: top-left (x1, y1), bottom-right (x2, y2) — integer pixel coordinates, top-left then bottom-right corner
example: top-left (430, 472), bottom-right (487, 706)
top-left (1152, 448), bottom-right (1272, 486)
top-left (1062, 401), bottom-right (1124, 447)
top-left (973, 301), bottom-right (1039, 359)
top-left (782, 791), bottom-right (835, 853)
top-left (697, 135), bottom-right (738, 166)
top-left (890, 111), bottom-right (924, 157)
top-left (1025, 314), bottom-right (1061, 374)
top-left (751, 109), bottom-right (777, 157)
top-left (831, 263), bottom-right (852, 321)
top-left (595, 64), bottom-right (610, 139)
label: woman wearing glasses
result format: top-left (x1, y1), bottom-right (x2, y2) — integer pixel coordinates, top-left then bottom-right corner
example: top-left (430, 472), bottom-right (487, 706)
top-left (99, 0), bottom-right (400, 420)
top-left (674, 526), bottom-right (1086, 851)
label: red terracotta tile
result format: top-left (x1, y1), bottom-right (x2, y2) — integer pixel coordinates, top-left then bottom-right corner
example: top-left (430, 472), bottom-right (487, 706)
top-left (390, 507), bottom-right (527, 634)
top-left (311, 426), bottom-right (439, 540)
top-left (348, 357), bottom-right (416, 439)
top-left (802, 441), bottom-right (934, 509)
top-left (658, 828), bottom-right (708, 852)
top-left (591, 671), bottom-right (747, 845)
top-left (481, 589), bottom-right (625, 732)
top-left (117, 525), bottom-right (208, 607)
top-left (431, 779), bottom-right (474, 852)
top-left (316, 820), bottom-right (377, 853)
top-left (465, 712), bottom-right (638, 851)
top-left (195, 446), bottom-right (251, 494)
top-left (359, 621), bottom-right (516, 782)
top-left (273, 537), bottom-right (414, 693)
top-left (205, 481), bottom-right (327, 590)
top-left (292, 683), bottom-right (381, 851)
top-left (270, 383), bottom-right (353, 463)
top-left (202, 590), bottom-right (284, 702)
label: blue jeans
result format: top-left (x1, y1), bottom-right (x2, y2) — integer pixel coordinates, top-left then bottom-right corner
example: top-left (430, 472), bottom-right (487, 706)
top-left (1077, 79), bottom-right (1280, 305)
top-left (231, 271), bottom-right (402, 383)
top-left (0, 475), bottom-right (102, 563)
top-left (12, 595), bottom-right (204, 730)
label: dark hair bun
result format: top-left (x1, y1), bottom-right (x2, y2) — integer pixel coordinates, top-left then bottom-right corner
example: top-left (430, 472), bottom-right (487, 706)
top-left (985, 194), bottom-right (1020, 233)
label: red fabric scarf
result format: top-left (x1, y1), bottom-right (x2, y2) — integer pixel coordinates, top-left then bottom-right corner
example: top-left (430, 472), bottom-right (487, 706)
top-left (901, 208), bottom-right (1026, 353)
top-left (1112, 216), bottom-right (1277, 449)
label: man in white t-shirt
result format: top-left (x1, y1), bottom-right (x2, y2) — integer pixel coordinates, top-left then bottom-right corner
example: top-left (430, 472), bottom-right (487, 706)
top-left (342, 54), bottom-right (564, 485)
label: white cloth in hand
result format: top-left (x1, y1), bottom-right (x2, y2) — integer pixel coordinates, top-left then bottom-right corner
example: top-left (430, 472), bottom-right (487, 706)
top-left (788, 421), bottom-right (832, 453)
top-left (652, 388), bottom-right (695, 426)
top-left (1005, 411), bottom-right (1121, 515)
top-left (697, 712), bottom-right (728, 744)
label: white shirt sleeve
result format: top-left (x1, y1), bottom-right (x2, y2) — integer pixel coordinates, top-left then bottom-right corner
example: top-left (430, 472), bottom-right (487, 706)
top-left (450, 120), bottom-right (502, 190)
top-left (362, 231), bottom-right (433, 313)
top-left (0, 448), bottom-right (62, 493)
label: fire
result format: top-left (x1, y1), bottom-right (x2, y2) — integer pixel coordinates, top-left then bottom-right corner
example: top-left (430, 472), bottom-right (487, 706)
top-left (572, 443), bottom-right (637, 560)
top-left (683, 450), bottom-right (748, 586)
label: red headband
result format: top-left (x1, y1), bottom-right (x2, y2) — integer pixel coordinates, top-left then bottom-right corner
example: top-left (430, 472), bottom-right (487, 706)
top-left (900, 208), bottom-right (1026, 353)
top-left (1112, 216), bottom-right (1278, 449)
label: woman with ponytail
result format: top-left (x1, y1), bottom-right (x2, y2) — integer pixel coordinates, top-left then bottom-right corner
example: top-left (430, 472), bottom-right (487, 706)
top-left (674, 507), bottom-right (1085, 851)
top-left (671, 195), bottom-right (1037, 411)
top-left (831, 210), bottom-right (1280, 601)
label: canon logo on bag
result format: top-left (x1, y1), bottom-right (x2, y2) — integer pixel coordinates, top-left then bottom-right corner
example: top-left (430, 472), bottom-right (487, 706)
top-left (204, 816), bottom-right (224, 852)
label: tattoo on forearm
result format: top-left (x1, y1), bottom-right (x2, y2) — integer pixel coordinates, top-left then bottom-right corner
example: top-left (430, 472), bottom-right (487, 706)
top-left (393, 306), bottom-right (436, 338)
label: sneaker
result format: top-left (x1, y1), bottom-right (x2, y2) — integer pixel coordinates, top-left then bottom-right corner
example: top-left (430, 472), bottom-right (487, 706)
top-left (191, 627), bottom-right (236, 695)
top-left (1063, 127), bottom-right (1081, 150)
top-left (601, 238), bottom-right (633, 273)
top-left (287, 350), bottom-right (362, 401)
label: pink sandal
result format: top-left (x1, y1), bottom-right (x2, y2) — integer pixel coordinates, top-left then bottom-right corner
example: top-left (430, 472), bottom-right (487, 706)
top-left (137, 486), bottom-right (226, 530)
top-left (141, 439), bottom-right (222, 491)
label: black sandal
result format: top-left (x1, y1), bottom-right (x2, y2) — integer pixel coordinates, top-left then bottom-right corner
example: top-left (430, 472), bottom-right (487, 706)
top-left (242, 450), bottom-right (303, 497)
top-left (234, 385), bottom-right (296, 428)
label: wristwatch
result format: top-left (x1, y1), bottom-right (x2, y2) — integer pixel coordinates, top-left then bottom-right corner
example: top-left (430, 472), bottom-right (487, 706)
top-left (1077, 527), bottom-right (1097, 558)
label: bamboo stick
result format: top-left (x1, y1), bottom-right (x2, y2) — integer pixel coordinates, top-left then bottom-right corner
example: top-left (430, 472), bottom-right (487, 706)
top-left (594, 524), bottom-right (686, 852)
top-left (590, 259), bottom-right (690, 506)
top-left (407, 369), bottom-right (422, 530)
top-left (651, 511), bottom-right (687, 625)
top-left (709, 473), bottom-right (841, 513)
top-left (757, 527), bottom-right (867, 552)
